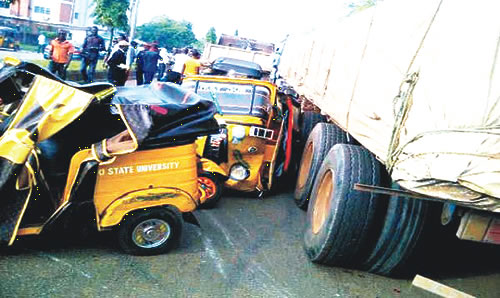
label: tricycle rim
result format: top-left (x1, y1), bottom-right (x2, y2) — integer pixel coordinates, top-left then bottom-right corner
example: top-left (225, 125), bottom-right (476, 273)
top-left (198, 176), bottom-right (217, 199)
top-left (132, 218), bottom-right (171, 249)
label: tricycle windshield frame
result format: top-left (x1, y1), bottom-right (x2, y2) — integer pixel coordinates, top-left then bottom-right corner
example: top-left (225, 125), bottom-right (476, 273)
top-left (183, 80), bottom-right (272, 118)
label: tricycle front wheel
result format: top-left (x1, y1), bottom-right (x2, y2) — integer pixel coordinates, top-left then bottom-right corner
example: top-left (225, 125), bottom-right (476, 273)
top-left (117, 208), bottom-right (182, 255)
top-left (199, 172), bottom-right (223, 208)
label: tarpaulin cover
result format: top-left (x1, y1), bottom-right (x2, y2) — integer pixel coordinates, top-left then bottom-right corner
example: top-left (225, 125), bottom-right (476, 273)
top-left (278, 0), bottom-right (500, 212)
top-left (0, 75), bottom-right (95, 245)
top-left (111, 82), bottom-right (220, 147)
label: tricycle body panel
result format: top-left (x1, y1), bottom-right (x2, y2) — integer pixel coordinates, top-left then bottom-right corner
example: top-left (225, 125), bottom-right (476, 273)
top-left (94, 143), bottom-right (200, 216)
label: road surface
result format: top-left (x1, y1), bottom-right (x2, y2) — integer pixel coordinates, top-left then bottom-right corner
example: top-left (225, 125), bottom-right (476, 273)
top-left (0, 188), bottom-right (499, 297)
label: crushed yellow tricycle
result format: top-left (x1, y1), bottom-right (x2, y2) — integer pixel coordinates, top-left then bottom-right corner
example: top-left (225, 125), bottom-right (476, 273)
top-left (183, 73), bottom-right (301, 195)
top-left (0, 57), bottom-right (223, 255)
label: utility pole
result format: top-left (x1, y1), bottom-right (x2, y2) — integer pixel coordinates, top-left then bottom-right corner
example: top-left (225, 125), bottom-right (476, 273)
top-left (126, 0), bottom-right (140, 66)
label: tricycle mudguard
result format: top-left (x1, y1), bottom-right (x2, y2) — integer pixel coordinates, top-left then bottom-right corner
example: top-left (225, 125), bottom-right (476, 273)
top-left (199, 157), bottom-right (227, 177)
top-left (98, 187), bottom-right (198, 229)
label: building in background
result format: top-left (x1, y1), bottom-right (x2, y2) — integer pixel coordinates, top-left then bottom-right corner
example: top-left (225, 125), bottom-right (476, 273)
top-left (72, 0), bottom-right (96, 27)
top-left (3, 0), bottom-right (95, 26)
top-left (0, 0), bottom-right (100, 45)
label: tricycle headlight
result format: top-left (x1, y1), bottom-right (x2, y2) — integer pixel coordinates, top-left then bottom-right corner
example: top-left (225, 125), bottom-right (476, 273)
top-left (232, 125), bottom-right (246, 139)
top-left (231, 125), bottom-right (246, 144)
top-left (229, 163), bottom-right (250, 181)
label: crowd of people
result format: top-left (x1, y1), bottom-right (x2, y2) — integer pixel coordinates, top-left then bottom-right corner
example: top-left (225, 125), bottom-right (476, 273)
top-left (44, 26), bottom-right (206, 87)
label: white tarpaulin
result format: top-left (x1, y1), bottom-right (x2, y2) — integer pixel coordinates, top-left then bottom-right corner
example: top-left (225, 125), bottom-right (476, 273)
top-left (278, 0), bottom-right (500, 212)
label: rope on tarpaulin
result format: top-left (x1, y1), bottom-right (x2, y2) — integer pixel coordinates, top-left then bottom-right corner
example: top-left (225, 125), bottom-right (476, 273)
top-left (385, 0), bottom-right (444, 174)
top-left (385, 71), bottom-right (418, 175)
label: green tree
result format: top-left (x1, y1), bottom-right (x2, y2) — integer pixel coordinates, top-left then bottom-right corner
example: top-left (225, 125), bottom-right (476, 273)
top-left (136, 17), bottom-right (198, 50)
top-left (206, 27), bottom-right (217, 44)
top-left (347, 0), bottom-right (380, 14)
top-left (92, 0), bottom-right (130, 49)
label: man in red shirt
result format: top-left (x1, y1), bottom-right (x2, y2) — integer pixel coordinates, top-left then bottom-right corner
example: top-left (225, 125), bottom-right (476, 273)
top-left (49, 30), bottom-right (74, 80)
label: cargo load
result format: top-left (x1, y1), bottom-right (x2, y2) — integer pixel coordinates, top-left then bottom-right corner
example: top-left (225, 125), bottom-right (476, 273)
top-left (278, 0), bottom-right (500, 212)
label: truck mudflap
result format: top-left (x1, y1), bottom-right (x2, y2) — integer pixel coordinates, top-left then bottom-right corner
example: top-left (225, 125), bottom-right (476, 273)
top-left (457, 211), bottom-right (500, 245)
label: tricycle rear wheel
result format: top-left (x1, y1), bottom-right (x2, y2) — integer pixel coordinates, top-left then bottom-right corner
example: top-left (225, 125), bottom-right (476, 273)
top-left (117, 207), bottom-right (182, 255)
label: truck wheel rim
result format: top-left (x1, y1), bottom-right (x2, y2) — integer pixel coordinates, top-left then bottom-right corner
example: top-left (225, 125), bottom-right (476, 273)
top-left (199, 177), bottom-right (217, 199)
top-left (297, 142), bottom-right (314, 190)
top-left (312, 170), bottom-right (334, 234)
top-left (132, 219), bottom-right (171, 249)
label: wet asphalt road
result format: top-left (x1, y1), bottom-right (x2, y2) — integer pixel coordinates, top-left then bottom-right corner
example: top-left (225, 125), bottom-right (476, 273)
top-left (1, 190), bottom-right (500, 297)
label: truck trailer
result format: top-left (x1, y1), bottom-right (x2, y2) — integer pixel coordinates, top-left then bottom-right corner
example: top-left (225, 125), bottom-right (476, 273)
top-left (277, 0), bottom-right (500, 276)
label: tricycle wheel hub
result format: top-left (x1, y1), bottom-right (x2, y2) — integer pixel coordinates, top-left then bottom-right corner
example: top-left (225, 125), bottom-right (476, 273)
top-left (132, 218), bottom-right (171, 248)
top-left (199, 176), bottom-right (217, 199)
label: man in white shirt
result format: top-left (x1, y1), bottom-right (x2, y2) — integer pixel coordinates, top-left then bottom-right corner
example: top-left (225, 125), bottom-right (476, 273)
top-left (157, 47), bottom-right (170, 80)
top-left (38, 33), bottom-right (46, 54)
top-left (167, 47), bottom-right (190, 84)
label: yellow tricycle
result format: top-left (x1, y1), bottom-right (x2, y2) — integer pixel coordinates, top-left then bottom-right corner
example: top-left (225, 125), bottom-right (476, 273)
top-left (0, 57), bottom-right (223, 255)
top-left (183, 73), bottom-right (301, 195)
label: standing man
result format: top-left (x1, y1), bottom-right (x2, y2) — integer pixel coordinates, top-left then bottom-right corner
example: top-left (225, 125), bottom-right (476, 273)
top-left (157, 47), bottom-right (169, 81)
top-left (80, 26), bottom-right (105, 83)
top-left (134, 43), bottom-right (149, 85)
top-left (129, 41), bottom-right (138, 65)
top-left (168, 47), bottom-right (190, 84)
top-left (142, 44), bottom-right (160, 85)
top-left (37, 33), bottom-right (46, 54)
top-left (183, 49), bottom-right (202, 76)
top-left (107, 40), bottom-right (129, 86)
top-left (49, 30), bottom-right (74, 80)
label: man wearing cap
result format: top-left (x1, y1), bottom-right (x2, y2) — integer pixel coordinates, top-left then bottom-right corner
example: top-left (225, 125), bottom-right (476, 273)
top-left (107, 40), bottom-right (129, 86)
top-left (142, 43), bottom-right (160, 84)
top-left (80, 26), bottom-right (105, 83)
top-left (49, 30), bottom-right (74, 80)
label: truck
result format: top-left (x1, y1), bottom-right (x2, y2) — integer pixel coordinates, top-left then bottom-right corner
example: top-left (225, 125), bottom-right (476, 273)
top-left (276, 0), bottom-right (500, 276)
top-left (202, 34), bottom-right (275, 73)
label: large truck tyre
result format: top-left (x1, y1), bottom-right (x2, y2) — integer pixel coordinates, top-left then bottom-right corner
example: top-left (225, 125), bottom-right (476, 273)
top-left (294, 123), bottom-right (349, 210)
top-left (303, 144), bottom-right (384, 267)
top-left (299, 111), bottom-right (327, 147)
top-left (361, 193), bottom-right (429, 276)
